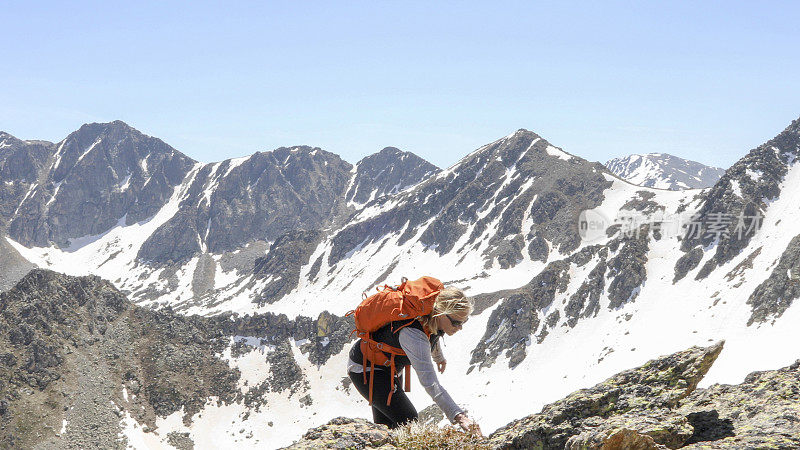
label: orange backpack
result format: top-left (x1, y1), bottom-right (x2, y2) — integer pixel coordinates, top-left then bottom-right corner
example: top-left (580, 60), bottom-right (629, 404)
top-left (346, 276), bottom-right (444, 405)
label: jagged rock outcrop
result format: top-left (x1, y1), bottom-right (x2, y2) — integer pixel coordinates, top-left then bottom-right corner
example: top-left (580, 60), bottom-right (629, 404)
top-left (488, 341), bottom-right (724, 449)
top-left (746, 234), bottom-right (800, 325)
top-left (0, 133), bottom-right (55, 234)
top-left (281, 417), bottom-right (396, 449)
top-left (210, 309), bottom-right (354, 367)
top-left (677, 359), bottom-right (800, 448)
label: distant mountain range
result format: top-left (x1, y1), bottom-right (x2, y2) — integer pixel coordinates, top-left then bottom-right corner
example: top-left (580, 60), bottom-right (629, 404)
top-left (606, 153), bottom-right (726, 190)
top-left (2, 117), bottom-right (800, 448)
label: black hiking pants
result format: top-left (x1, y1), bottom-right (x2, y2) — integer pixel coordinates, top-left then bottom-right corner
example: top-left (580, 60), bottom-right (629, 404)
top-left (349, 369), bottom-right (417, 429)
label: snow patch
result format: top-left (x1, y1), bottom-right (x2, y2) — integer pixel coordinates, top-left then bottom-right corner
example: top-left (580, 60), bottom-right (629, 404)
top-left (545, 145), bottom-right (573, 161)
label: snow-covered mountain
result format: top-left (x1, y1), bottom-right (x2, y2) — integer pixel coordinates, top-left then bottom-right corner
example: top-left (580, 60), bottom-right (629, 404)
top-left (606, 153), bottom-right (726, 190)
top-left (2, 117), bottom-right (800, 448)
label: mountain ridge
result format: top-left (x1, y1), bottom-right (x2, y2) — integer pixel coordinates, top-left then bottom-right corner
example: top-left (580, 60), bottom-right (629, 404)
top-left (605, 153), bottom-right (726, 190)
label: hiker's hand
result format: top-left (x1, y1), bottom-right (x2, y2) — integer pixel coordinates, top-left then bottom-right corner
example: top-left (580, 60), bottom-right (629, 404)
top-left (437, 360), bottom-right (447, 373)
top-left (455, 413), bottom-right (482, 435)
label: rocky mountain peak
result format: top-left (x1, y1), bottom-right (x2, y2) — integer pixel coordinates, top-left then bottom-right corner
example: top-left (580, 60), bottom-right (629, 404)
top-left (6, 120), bottom-right (196, 248)
top-left (0, 132), bottom-right (23, 149)
top-left (345, 146), bottom-right (440, 205)
top-left (451, 128), bottom-right (578, 173)
top-left (377, 146), bottom-right (402, 155)
top-left (55, 121), bottom-right (193, 175)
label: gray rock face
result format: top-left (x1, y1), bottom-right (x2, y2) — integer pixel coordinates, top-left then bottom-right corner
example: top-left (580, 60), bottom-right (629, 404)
top-left (468, 238), bottom-right (649, 370)
top-left (329, 130), bottom-right (612, 270)
top-left (746, 234), bottom-right (800, 325)
top-left (0, 235), bottom-right (35, 292)
top-left (677, 117), bottom-right (800, 287)
top-left (0, 270), bottom-right (240, 448)
top-left (3, 122), bottom-right (196, 248)
top-left (469, 256), bottom-right (577, 371)
top-left (253, 229), bottom-right (323, 305)
top-left (606, 153), bottom-right (726, 190)
top-left (345, 146), bottom-right (440, 205)
top-left (138, 147), bottom-right (352, 264)
top-left (2, 124), bottom-right (446, 274)
top-left (606, 225), bottom-right (651, 309)
top-left (0, 133), bottom-right (55, 233)
top-left (673, 247), bottom-right (704, 283)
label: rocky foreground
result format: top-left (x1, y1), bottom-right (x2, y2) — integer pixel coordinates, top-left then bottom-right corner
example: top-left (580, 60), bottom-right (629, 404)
top-left (284, 341), bottom-right (800, 449)
top-left (0, 270), bottom-right (354, 449)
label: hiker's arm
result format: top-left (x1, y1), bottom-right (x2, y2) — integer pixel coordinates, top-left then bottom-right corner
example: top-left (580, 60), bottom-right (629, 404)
top-left (431, 340), bottom-right (446, 373)
top-left (398, 327), bottom-right (463, 422)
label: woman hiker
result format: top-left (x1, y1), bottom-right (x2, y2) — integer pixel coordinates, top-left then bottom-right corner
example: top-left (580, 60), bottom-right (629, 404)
top-left (346, 285), bottom-right (482, 434)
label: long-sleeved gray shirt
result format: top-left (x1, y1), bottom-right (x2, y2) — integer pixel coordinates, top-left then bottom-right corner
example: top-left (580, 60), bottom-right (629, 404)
top-left (347, 327), bottom-right (464, 422)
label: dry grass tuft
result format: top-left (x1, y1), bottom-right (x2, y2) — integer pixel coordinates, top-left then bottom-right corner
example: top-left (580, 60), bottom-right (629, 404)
top-left (393, 421), bottom-right (491, 450)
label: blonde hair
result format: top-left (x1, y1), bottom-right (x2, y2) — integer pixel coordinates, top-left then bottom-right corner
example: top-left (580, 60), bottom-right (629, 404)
top-left (420, 287), bottom-right (473, 334)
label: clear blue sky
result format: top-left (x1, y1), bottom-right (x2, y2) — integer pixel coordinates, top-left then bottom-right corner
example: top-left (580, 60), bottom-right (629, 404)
top-left (2, 1), bottom-right (799, 169)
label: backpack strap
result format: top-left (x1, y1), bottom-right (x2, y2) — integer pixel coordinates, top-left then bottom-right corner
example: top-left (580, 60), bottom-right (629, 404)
top-left (387, 354), bottom-right (396, 405)
top-left (359, 333), bottom-right (407, 406)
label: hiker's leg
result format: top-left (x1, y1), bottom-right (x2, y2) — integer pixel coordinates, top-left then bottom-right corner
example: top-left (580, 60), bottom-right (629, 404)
top-left (349, 369), bottom-right (417, 429)
top-left (374, 384), bottom-right (417, 429)
top-left (371, 406), bottom-right (393, 427)
top-left (362, 372), bottom-right (417, 429)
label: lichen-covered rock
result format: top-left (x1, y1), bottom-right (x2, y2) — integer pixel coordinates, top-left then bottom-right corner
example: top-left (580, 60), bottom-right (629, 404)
top-left (566, 428), bottom-right (666, 450)
top-left (487, 342), bottom-right (724, 449)
top-left (280, 417), bottom-right (396, 449)
top-left (564, 410), bottom-right (692, 449)
top-left (677, 360), bottom-right (800, 448)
